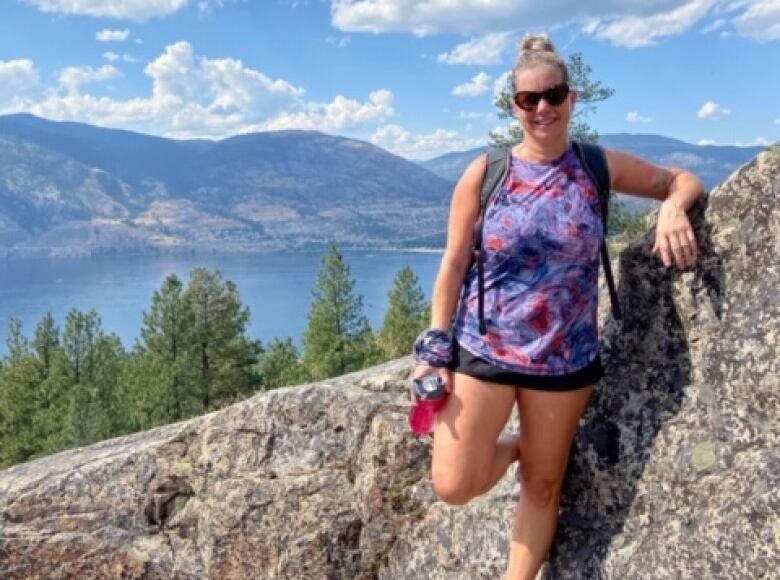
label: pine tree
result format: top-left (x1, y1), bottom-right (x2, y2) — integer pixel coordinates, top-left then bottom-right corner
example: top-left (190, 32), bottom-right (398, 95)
top-left (302, 244), bottom-right (374, 380)
top-left (490, 52), bottom-right (614, 147)
top-left (183, 268), bottom-right (260, 411)
top-left (378, 266), bottom-right (430, 359)
top-left (0, 319), bottom-right (40, 467)
top-left (256, 337), bottom-right (310, 390)
top-left (33, 312), bottom-right (59, 376)
top-left (62, 309), bottom-right (127, 445)
top-left (6, 318), bottom-right (29, 363)
top-left (30, 314), bottom-right (71, 457)
top-left (0, 317), bottom-right (69, 467)
top-left (129, 274), bottom-right (198, 427)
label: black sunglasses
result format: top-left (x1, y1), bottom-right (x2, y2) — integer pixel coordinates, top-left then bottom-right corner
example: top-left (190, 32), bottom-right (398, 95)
top-left (513, 83), bottom-right (570, 111)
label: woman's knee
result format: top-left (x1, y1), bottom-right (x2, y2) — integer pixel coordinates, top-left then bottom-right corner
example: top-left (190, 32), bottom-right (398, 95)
top-left (518, 468), bottom-right (565, 508)
top-left (431, 467), bottom-right (485, 505)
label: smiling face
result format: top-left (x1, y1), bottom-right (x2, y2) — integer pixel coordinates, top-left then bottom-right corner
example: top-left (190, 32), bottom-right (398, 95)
top-left (513, 65), bottom-right (576, 148)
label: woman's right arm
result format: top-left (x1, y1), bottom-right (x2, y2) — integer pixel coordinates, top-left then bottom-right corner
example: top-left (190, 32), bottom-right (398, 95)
top-left (429, 154), bottom-right (488, 329)
top-left (411, 155), bottom-right (486, 392)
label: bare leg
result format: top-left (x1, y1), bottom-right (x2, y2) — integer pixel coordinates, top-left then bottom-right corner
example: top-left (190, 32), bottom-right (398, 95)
top-left (431, 373), bottom-right (520, 505)
top-left (481, 432), bottom-right (521, 493)
top-left (505, 385), bottom-right (593, 580)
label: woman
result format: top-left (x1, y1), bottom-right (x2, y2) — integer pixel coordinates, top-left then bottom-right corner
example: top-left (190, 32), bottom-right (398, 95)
top-left (411, 35), bottom-right (703, 579)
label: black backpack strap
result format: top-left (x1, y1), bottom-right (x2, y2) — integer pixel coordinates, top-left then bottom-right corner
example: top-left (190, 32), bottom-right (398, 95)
top-left (474, 148), bottom-right (510, 335)
top-left (572, 141), bottom-right (622, 321)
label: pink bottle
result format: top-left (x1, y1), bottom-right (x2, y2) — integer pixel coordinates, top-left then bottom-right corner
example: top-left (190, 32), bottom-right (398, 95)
top-left (409, 374), bottom-right (448, 435)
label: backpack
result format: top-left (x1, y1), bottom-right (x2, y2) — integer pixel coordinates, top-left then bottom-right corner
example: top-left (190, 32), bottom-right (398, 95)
top-left (472, 141), bottom-right (622, 335)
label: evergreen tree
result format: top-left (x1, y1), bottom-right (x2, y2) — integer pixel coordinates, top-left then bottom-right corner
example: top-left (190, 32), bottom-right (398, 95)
top-left (62, 309), bottom-right (127, 445)
top-left (30, 314), bottom-right (71, 456)
top-left (129, 274), bottom-right (198, 427)
top-left (0, 349), bottom-right (42, 467)
top-left (490, 52), bottom-right (614, 147)
top-left (6, 318), bottom-right (29, 363)
top-left (378, 266), bottom-right (430, 359)
top-left (0, 319), bottom-right (40, 467)
top-left (33, 312), bottom-right (59, 376)
top-left (302, 244), bottom-right (374, 380)
top-left (256, 337), bottom-right (310, 390)
top-left (0, 317), bottom-right (69, 467)
top-left (183, 268), bottom-right (260, 411)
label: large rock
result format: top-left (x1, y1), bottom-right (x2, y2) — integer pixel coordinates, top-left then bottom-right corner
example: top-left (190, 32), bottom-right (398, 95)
top-left (1, 147), bottom-right (778, 578)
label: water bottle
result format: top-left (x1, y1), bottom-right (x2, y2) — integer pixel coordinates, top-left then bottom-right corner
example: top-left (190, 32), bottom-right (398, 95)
top-left (409, 374), bottom-right (448, 435)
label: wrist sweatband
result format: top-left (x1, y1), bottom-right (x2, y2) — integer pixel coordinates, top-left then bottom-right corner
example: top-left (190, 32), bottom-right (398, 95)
top-left (412, 329), bottom-right (454, 367)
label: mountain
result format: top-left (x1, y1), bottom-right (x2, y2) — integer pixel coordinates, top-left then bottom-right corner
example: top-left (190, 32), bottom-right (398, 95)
top-left (0, 114), bottom-right (451, 256)
top-left (2, 115), bottom-right (768, 257)
top-left (419, 133), bottom-right (767, 214)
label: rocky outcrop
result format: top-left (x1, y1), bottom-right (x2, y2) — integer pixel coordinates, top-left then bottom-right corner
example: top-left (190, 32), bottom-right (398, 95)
top-left (1, 147), bottom-right (778, 579)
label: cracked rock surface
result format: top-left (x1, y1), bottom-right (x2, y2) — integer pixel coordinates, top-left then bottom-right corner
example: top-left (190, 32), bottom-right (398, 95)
top-left (1, 147), bottom-right (779, 579)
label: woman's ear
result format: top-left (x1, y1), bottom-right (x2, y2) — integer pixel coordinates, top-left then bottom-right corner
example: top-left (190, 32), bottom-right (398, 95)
top-left (569, 90), bottom-right (578, 109)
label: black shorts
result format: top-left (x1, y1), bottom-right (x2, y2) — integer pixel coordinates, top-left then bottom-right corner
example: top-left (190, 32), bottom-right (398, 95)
top-left (448, 345), bottom-right (603, 391)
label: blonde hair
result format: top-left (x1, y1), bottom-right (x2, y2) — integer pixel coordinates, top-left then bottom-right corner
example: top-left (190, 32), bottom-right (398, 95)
top-left (512, 34), bottom-right (569, 90)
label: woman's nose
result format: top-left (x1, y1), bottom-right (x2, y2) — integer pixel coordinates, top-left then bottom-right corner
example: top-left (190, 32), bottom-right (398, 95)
top-left (535, 96), bottom-right (553, 113)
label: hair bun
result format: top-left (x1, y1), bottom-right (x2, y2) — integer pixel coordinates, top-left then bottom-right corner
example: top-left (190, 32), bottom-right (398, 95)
top-left (520, 34), bottom-right (556, 54)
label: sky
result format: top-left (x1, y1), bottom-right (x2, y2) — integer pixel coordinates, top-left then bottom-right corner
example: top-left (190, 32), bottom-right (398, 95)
top-left (0, 0), bottom-right (779, 160)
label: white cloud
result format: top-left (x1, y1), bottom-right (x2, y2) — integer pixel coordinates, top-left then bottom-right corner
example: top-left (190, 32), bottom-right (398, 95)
top-left (493, 71), bottom-right (512, 98)
top-left (59, 65), bottom-right (121, 95)
top-left (698, 137), bottom-right (771, 146)
top-left (21, 0), bottom-right (191, 21)
top-left (452, 72), bottom-right (492, 97)
top-left (331, 0), bottom-right (690, 36)
top-left (96, 28), bottom-right (130, 42)
top-left (775, 118), bottom-right (780, 125)
top-left (2, 43), bottom-right (393, 140)
top-left (701, 17), bottom-right (727, 33)
top-left (697, 100), bottom-right (731, 119)
top-left (457, 111), bottom-right (495, 121)
top-left (197, 0), bottom-right (228, 17)
top-left (731, 0), bottom-right (780, 41)
top-left (326, 35), bottom-right (351, 48)
top-left (585, 0), bottom-right (715, 47)
top-left (329, 0), bottom-right (780, 44)
top-left (259, 90), bottom-right (394, 131)
top-left (0, 59), bottom-right (42, 112)
top-left (370, 123), bottom-right (486, 160)
top-left (103, 52), bottom-right (140, 63)
top-left (626, 111), bottom-right (653, 123)
top-left (437, 32), bottom-right (512, 65)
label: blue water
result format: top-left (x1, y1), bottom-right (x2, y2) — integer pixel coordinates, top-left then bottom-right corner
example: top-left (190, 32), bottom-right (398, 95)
top-left (0, 251), bottom-right (442, 354)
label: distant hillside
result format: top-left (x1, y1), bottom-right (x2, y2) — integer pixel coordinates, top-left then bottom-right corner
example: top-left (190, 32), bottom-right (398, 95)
top-left (0, 114), bottom-right (451, 256)
top-left (419, 133), bottom-right (767, 214)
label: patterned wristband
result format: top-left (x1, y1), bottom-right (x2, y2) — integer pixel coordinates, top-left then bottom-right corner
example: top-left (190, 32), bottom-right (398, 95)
top-left (412, 329), bottom-right (454, 367)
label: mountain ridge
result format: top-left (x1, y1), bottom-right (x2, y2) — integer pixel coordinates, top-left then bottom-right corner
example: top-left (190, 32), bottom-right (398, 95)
top-left (419, 133), bottom-right (767, 190)
top-left (0, 114), bottom-right (451, 256)
top-left (0, 114), bottom-right (769, 256)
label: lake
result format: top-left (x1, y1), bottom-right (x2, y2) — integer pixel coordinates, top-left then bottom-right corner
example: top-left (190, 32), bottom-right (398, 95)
top-left (0, 251), bottom-right (443, 354)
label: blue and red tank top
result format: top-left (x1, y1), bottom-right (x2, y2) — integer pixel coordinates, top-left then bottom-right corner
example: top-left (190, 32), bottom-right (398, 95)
top-left (453, 144), bottom-right (603, 375)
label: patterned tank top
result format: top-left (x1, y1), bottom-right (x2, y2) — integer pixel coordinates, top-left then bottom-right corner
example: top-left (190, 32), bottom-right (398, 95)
top-left (453, 144), bottom-right (603, 375)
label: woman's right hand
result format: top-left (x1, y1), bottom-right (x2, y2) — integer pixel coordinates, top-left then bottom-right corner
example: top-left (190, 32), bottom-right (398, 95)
top-left (409, 364), bottom-right (452, 403)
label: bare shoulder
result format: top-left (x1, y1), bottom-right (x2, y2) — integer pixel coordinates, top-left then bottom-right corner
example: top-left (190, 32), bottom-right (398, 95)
top-left (450, 153), bottom-right (488, 207)
top-left (441, 153), bottom-right (489, 269)
top-left (460, 153), bottom-right (489, 186)
top-left (605, 148), bottom-right (679, 200)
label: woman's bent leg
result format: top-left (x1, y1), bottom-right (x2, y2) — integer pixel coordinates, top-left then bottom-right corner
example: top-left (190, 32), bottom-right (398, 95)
top-left (506, 385), bottom-right (593, 580)
top-left (431, 372), bottom-right (519, 505)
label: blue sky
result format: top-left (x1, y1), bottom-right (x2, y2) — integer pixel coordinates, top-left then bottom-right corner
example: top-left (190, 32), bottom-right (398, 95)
top-left (0, 0), bottom-right (778, 159)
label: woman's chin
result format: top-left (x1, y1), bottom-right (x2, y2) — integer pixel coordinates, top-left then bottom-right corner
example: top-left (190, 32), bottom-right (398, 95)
top-left (527, 127), bottom-right (566, 144)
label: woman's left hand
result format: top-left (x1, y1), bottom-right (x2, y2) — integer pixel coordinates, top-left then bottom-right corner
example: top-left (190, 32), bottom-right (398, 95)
top-left (652, 199), bottom-right (698, 270)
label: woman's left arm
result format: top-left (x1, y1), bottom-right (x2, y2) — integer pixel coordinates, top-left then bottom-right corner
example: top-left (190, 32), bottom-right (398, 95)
top-left (605, 149), bottom-right (704, 270)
